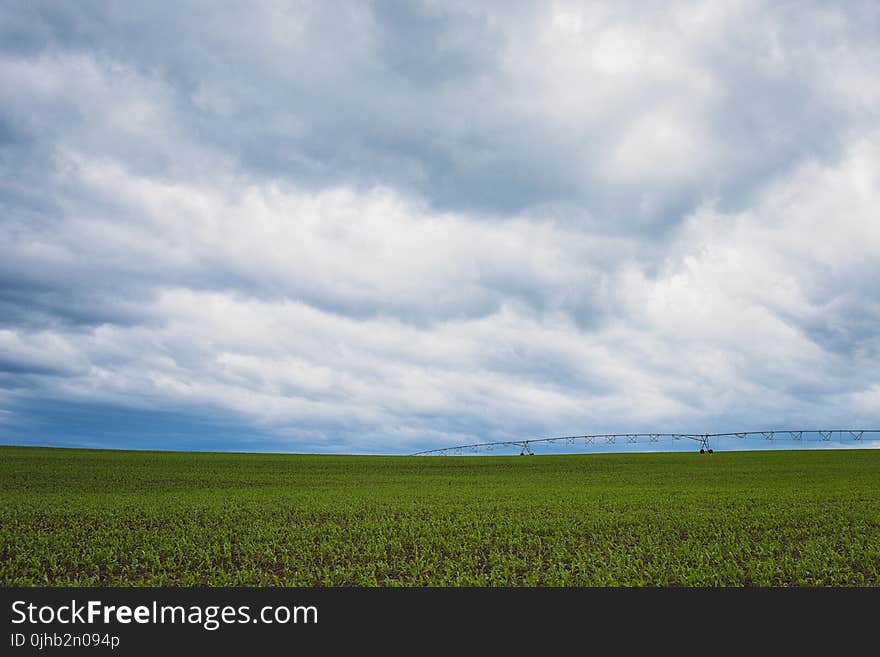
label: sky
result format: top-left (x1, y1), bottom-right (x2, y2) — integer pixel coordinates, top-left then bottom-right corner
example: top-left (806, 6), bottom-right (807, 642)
top-left (0, 1), bottom-right (878, 454)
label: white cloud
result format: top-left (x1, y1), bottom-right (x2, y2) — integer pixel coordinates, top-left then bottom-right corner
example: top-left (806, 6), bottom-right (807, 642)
top-left (1, 1), bottom-right (878, 451)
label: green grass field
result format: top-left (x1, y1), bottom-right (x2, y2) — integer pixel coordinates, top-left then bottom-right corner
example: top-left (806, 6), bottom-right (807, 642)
top-left (2, 446), bottom-right (879, 586)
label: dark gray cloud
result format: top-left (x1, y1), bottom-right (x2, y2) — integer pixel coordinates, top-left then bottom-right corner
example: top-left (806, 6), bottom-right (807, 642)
top-left (0, 1), bottom-right (878, 452)
top-left (4, 1), bottom-right (874, 220)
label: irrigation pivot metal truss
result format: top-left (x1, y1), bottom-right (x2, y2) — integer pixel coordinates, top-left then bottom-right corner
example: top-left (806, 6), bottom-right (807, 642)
top-left (411, 429), bottom-right (880, 456)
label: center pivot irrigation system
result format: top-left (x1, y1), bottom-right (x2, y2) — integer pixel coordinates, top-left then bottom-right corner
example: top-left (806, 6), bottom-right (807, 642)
top-left (411, 429), bottom-right (880, 456)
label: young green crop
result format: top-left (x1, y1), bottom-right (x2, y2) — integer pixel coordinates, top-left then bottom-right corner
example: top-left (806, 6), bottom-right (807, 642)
top-left (1, 447), bottom-right (878, 586)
